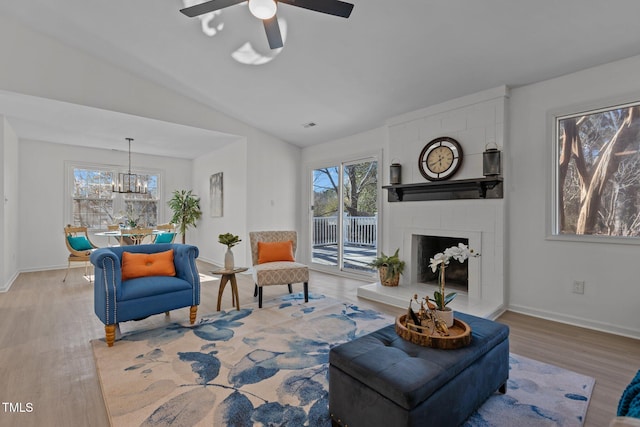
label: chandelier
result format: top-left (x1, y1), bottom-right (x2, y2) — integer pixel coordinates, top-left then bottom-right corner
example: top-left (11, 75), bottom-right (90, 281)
top-left (112, 138), bottom-right (147, 194)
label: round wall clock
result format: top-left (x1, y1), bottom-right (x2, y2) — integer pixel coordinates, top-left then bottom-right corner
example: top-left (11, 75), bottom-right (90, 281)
top-left (418, 137), bottom-right (463, 181)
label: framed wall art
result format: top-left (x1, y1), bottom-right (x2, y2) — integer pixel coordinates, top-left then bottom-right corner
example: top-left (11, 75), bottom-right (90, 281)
top-left (210, 172), bottom-right (223, 218)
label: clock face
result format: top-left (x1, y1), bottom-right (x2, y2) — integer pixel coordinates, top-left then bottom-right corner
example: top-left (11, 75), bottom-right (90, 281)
top-left (418, 137), bottom-right (463, 181)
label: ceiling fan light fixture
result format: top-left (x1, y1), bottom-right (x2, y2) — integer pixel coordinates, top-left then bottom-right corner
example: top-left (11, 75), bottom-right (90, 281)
top-left (248, 0), bottom-right (277, 20)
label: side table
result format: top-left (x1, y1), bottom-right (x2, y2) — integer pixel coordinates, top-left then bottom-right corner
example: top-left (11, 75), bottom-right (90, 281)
top-left (210, 267), bottom-right (248, 311)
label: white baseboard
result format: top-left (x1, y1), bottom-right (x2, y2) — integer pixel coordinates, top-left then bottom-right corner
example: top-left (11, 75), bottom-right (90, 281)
top-left (507, 303), bottom-right (640, 341)
top-left (1, 271), bottom-right (19, 293)
top-left (197, 256), bottom-right (221, 268)
top-left (20, 264), bottom-right (72, 273)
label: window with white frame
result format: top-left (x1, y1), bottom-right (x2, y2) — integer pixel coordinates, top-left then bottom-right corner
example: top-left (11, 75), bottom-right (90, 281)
top-left (553, 101), bottom-right (640, 238)
top-left (68, 163), bottom-right (161, 230)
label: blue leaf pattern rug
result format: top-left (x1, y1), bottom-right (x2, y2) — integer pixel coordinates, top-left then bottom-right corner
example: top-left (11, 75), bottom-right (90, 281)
top-left (91, 293), bottom-right (594, 426)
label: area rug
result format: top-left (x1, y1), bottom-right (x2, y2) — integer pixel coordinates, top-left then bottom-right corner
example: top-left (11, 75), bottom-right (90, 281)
top-left (91, 294), bottom-right (594, 426)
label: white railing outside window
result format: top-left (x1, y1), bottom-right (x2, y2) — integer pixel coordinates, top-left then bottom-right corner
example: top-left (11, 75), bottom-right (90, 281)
top-left (312, 215), bottom-right (377, 247)
top-left (344, 215), bottom-right (377, 246)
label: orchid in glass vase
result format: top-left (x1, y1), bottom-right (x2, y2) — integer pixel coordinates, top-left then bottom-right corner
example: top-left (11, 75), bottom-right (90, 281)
top-left (429, 243), bottom-right (480, 311)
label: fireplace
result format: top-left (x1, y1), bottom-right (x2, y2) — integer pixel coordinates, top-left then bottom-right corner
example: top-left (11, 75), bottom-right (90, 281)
top-left (356, 226), bottom-right (501, 318)
top-left (416, 235), bottom-right (469, 292)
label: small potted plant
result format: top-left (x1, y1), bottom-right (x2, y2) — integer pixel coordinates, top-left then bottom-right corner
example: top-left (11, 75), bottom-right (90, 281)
top-left (368, 248), bottom-right (405, 287)
top-left (124, 205), bottom-right (140, 228)
top-left (219, 233), bottom-right (241, 269)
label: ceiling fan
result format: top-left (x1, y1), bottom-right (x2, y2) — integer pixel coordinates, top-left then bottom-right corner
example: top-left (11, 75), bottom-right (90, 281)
top-left (180, 0), bottom-right (354, 49)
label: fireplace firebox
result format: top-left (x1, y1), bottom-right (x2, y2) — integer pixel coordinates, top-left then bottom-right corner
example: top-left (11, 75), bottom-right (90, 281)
top-left (416, 235), bottom-right (469, 292)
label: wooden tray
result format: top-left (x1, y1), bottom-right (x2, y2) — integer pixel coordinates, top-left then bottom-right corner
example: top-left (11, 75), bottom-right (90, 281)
top-left (395, 314), bottom-right (472, 349)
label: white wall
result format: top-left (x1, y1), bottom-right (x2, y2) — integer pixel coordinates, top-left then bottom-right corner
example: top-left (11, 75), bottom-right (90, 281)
top-left (192, 139), bottom-right (248, 266)
top-left (191, 133), bottom-right (301, 268)
top-left (1, 117), bottom-right (19, 290)
top-left (508, 55), bottom-right (640, 338)
top-left (245, 132), bottom-right (302, 235)
top-left (18, 139), bottom-right (191, 271)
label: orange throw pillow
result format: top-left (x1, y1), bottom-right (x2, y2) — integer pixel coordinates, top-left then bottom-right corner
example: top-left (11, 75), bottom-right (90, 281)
top-left (258, 241), bottom-right (295, 264)
top-left (121, 249), bottom-right (176, 281)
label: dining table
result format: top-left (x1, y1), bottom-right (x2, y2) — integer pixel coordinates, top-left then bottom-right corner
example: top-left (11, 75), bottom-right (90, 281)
top-left (94, 228), bottom-right (167, 245)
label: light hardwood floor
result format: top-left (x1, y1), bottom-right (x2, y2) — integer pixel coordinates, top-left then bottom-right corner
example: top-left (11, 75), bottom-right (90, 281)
top-left (1, 262), bottom-right (638, 426)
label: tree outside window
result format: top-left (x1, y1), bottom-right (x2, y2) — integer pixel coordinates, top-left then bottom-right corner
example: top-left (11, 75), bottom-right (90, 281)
top-left (71, 166), bottom-right (160, 229)
top-left (555, 102), bottom-right (640, 237)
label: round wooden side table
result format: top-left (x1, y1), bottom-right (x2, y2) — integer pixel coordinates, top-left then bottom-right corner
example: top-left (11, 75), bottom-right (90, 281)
top-left (210, 267), bottom-right (248, 311)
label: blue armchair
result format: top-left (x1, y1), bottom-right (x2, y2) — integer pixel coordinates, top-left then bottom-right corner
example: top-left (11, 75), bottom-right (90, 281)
top-left (90, 243), bottom-right (200, 347)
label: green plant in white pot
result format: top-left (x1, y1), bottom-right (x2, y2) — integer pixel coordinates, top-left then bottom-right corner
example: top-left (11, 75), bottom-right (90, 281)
top-left (219, 233), bottom-right (241, 269)
top-left (168, 190), bottom-right (203, 244)
top-left (368, 248), bottom-right (405, 287)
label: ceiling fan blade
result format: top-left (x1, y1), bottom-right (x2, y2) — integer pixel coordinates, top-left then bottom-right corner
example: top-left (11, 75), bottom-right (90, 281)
top-left (263, 16), bottom-right (284, 49)
top-left (278, 0), bottom-right (354, 18)
top-left (180, 0), bottom-right (246, 17)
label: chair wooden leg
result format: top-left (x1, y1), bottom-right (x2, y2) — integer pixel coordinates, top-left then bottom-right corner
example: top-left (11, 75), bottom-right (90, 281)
top-left (63, 261), bottom-right (71, 282)
top-left (105, 324), bottom-right (116, 347)
top-left (258, 287), bottom-right (263, 308)
top-left (190, 305), bottom-right (197, 324)
top-left (254, 284), bottom-right (258, 297)
top-left (303, 282), bottom-right (309, 302)
top-left (287, 284), bottom-right (293, 293)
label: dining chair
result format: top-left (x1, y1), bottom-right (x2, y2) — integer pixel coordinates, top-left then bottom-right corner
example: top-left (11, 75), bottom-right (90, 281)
top-left (127, 227), bottom-right (153, 245)
top-left (153, 223), bottom-right (177, 244)
top-left (63, 224), bottom-right (99, 282)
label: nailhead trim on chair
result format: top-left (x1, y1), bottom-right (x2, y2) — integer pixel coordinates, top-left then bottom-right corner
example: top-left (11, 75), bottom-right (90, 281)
top-left (100, 257), bottom-right (117, 325)
top-left (187, 250), bottom-right (200, 305)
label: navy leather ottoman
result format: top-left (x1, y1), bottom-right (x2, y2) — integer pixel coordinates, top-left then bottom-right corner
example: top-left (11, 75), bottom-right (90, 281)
top-left (329, 312), bottom-right (509, 427)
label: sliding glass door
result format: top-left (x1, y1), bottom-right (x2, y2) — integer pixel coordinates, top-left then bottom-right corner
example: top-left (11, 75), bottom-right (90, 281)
top-left (311, 158), bottom-right (378, 274)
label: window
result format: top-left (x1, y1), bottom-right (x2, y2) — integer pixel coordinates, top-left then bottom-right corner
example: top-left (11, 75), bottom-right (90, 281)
top-left (310, 157), bottom-right (379, 274)
top-left (68, 163), bottom-right (161, 230)
top-left (553, 101), bottom-right (640, 238)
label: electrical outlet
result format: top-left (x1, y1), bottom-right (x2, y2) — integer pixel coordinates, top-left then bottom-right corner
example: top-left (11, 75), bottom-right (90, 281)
top-left (572, 280), bottom-right (585, 294)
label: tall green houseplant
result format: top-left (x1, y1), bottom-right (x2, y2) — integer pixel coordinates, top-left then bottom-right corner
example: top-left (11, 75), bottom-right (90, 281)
top-left (168, 190), bottom-right (203, 244)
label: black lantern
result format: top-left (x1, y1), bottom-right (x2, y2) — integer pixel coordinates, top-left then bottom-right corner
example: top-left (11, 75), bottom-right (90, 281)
top-left (390, 162), bottom-right (402, 185)
top-left (483, 143), bottom-right (501, 176)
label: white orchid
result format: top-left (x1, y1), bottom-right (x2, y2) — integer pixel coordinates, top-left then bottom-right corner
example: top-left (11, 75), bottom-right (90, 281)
top-left (429, 243), bottom-right (477, 271)
top-left (428, 243), bottom-right (480, 310)
top-left (429, 252), bottom-right (448, 272)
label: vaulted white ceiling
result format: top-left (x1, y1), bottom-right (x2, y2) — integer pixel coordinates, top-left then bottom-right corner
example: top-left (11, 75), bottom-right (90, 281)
top-left (2, 0), bottom-right (640, 156)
